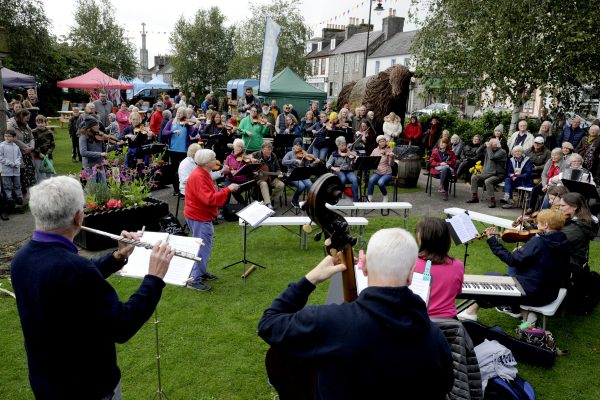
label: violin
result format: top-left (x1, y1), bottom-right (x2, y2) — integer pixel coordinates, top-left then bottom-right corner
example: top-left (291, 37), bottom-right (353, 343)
top-left (94, 133), bottom-right (119, 145)
top-left (512, 211), bottom-right (539, 229)
top-left (475, 228), bottom-right (543, 243)
top-left (212, 159), bottom-right (223, 171)
top-left (235, 152), bottom-right (253, 163)
top-left (295, 149), bottom-right (316, 162)
top-left (133, 123), bottom-right (149, 134)
top-left (252, 116), bottom-right (270, 126)
top-left (265, 174), bottom-right (357, 398)
top-left (338, 150), bottom-right (357, 159)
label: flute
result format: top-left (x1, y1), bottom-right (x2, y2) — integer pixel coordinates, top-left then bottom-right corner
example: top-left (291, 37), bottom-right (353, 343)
top-left (80, 226), bottom-right (203, 263)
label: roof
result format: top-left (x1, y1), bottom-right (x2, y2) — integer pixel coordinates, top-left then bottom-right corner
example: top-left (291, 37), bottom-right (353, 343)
top-left (370, 30), bottom-right (418, 58)
top-left (257, 67), bottom-right (326, 99)
top-left (331, 31), bottom-right (383, 55)
top-left (1, 67), bottom-right (36, 89)
top-left (306, 32), bottom-right (347, 59)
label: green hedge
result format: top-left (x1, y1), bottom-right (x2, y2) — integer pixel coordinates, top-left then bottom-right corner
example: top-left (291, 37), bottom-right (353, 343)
top-left (414, 111), bottom-right (542, 142)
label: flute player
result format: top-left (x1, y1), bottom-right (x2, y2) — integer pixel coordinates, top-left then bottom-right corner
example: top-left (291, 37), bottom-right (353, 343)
top-left (11, 175), bottom-right (176, 399)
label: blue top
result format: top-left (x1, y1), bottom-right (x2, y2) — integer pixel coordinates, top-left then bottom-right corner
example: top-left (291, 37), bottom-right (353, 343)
top-left (169, 123), bottom-right (188, 152)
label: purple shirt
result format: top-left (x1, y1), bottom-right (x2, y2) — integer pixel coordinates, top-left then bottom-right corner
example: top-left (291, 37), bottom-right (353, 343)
top-left (32, 230), bottom-right (78, 253)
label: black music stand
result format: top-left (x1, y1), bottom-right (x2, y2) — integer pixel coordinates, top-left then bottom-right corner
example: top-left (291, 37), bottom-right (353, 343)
top-left (282, 166), bottom-right (316, 215)
top-left (139, 143), bottom-right (167, 156)
top-left (445, 210), bottom-right (478, 267)
top-left (353, 156), bottom-right (381, 201)
top-left (561, 179), bottom-right (599, 200)
top-left (273, 134), bottom-right (298, 160)
top-left (233, 163), bottom-right (262, 203)
top-left (206, 134), bottom-right (231, 161)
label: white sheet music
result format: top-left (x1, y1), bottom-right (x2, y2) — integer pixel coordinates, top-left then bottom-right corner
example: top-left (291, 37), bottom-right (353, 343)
top-left (446, 212), bottom-right (478, 244)
top-left (236, 201), bottom-right (275, 227)
top-left (408, 272), bottom-right (431, 306)
top-left (118, 231), bottom-right (201, 286)
top-left (354, 265), bottom-right (430, 306)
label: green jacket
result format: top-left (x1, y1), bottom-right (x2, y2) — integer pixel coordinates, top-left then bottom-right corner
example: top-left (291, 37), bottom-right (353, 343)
top-left (239, 116), bottom-right (269, 152)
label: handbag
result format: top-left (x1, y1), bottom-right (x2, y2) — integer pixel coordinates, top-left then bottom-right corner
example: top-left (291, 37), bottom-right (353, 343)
top-left (38, 157), bottom-right (56, 175)
top-left (516, 322), bottom-right (556, 353)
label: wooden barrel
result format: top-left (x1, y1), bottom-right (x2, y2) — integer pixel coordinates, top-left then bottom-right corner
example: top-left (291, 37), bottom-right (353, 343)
top-left (395, 156), bottom-right (421, 188)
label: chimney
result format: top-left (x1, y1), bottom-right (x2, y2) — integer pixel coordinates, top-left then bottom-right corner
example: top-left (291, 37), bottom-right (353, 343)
top-left (382, 10), bottom-right (405, 40)
top-left (345, 21), bottom-right (358, 40)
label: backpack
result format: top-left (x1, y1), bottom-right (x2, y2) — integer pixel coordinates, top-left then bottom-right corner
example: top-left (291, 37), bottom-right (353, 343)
top-left (568, 263), bottom-right (600, 315)
top-left (485, 375), bottom-right (535, 400)
top-left (158, 213), bottom-right (186, 236)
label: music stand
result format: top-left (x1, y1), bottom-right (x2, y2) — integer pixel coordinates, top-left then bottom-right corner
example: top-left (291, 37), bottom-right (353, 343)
top-left (445, 210), bottom-right (478, 267)
top-left (139, 143), bottom-right (167, 156)
top-left (561, 179), bottom-right (599, 199)
top-left (282, 166), bottom-right (317, 215)
top-left (222, 201), bottom-right (273, 274)
top-left (273, 134), bottom-right (298, 160)
top-left (353, 156), bottom-right (381, 201)
top-left (233, 163), bottom-right (262, 203)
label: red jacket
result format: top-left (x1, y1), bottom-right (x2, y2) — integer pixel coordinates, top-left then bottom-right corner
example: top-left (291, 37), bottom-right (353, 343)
top-left (184, 168), bottom-right (231, 222)
top-left (149, 111), bottom-right (164, 135)
top-left (404, 122), bottom-right (422, 143)
top-left (429, 147), bottom-right (457, 176)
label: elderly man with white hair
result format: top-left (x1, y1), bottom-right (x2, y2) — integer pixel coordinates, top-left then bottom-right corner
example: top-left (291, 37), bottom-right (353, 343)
top-left (507, 119), bottom-right (534, 153)
top-left (467, 138), bottom-right (507, 208)
top-left (184, 149), bottom-right (239, 292)
top-left (500, 145), bottom-right (534, 209)
top-left (558, 115), bottom-right (586, 148)
top-left (11, 176), bottom-right (175, 399)
top-left (258, 228), bottom-right (454, 399)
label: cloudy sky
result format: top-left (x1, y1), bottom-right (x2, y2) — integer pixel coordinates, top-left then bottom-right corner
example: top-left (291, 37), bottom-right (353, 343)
top-left (41, 0), bottom-right (418, 63)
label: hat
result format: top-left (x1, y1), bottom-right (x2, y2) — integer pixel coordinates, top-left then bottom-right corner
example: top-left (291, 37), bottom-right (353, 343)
top-left (84, 117), bottom-right (99, 129)
top-left (534, 136), bottom-right (545, 144)
top-left (494, 124), bottom-right (504, 132)
top-left (155, 102), bottom-right (164, 108)
top-left (293, 138), bottom-right (303, 146)
top-left (376, 135), bottom-right (386, 143)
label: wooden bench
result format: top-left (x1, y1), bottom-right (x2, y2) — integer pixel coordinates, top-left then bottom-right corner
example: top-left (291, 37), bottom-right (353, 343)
top-left (444, 207), bottom-right (514, 229)
top-left (239, 216), bottom-right (368, 250)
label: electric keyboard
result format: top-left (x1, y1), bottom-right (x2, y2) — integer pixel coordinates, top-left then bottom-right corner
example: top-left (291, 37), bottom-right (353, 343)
top-left (460, 274), bottom-right (525, 297)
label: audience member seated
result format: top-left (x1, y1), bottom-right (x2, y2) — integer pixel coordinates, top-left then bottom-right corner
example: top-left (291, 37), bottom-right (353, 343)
top-left (367, 136), bottom-right (395, 202)
top-left (429, 138), bottom-right (456, 201)
top-left (500, 145), bottom-right (534, 209)
top-left (466, 138), bottom-right (507, 208)
top-left (526, 147), bottom-right (562, 214)
top-left (526, 136), bottom-right (551, 180)
top-left (455, 135), bottom-right (484, 183)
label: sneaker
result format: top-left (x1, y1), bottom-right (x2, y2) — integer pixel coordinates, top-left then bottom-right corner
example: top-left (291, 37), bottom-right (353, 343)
top-left (500, 198), bottom-right (508, 204)
top-left (488, 202), bottom-right (496, 208)
top-left (495, 305), bottom-right (521, 318)
top-left (502, 203), bottom-right (514, 209)
top-left (187, 281), bottom-right (212, 292)
top-left (0, 212), bottom-right (8, 221)
top-left (457, 310), bottom-right (478, 321)
top-left (201, 273), bottom-right (219, 281)
top-left (266, 203), bottom-right (274, 210)
top-left (466, 198), bottom-right (479, 204)
top-left (291, 200), bottom-right (300, 208)
top-left (443, 192), bottom-right (449, 201)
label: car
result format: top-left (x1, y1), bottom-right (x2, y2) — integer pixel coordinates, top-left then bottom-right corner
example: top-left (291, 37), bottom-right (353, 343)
top-left (129, 88), bottom-right (178, 107)
top-left (414, 103), bottom-right (454, 116)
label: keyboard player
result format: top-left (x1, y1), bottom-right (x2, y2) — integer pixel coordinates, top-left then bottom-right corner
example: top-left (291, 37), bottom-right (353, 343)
top-left (458, 209), bottom-right (569, 322)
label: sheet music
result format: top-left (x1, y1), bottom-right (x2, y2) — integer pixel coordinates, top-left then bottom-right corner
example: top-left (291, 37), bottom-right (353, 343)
top-left (236, 201), bottom-right (275, 227)
top-left (446, 213), bottom-right (478, 244)
top-left (354, 265), bottom-right (430, 306)
top-left (118, 231), bottom-right (200, 286)
top-left (409, 272), bottom-right (431, 306)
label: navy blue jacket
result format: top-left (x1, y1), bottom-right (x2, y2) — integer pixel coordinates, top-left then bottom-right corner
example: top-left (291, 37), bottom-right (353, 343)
top-left (11, 238), bottom-right (165, 399)
top-left (487, 231), bottom-right (568, 305)
top-left (258, 277), bottom-right (454, 399)
top-left (558, 125), bottom-right (585, 148)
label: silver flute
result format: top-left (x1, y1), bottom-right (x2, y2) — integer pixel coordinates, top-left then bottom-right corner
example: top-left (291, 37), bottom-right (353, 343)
top-left (80, 226), bottom-right (203, 263)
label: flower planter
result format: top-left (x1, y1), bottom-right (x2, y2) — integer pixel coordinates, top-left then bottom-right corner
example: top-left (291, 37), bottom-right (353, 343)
top-left (74, 198), bottom-right (169, 251)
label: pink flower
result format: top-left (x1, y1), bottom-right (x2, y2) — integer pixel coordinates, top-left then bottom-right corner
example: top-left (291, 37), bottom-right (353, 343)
top-left (106, 198), bottom-right (123, 209)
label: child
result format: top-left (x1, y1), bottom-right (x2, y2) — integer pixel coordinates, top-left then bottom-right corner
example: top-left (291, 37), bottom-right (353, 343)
top-left (68, 107), bottom-right (81, 162)
top-left (414, 217), bottom-right (465, 319)
top-left (0, 130), bottom-right (24, 210)
top-left (32, 114), bottom-right (56, 182)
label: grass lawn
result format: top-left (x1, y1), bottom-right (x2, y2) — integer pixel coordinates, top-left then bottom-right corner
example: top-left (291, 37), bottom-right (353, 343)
top-left (0, 131), bottom-right (599, 399)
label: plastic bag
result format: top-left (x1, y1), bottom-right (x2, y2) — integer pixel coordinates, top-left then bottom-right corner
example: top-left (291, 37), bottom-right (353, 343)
top-left (38, 157), bottom-right (56, 175)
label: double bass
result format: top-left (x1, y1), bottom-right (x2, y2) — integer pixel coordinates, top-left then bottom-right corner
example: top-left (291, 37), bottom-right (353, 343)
top-left (265, 174), bottom-right (357, 399)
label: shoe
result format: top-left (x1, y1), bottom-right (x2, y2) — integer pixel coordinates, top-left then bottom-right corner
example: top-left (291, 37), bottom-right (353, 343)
top-left (423, 171), bottom-right (430, 175)
top-left (187, 281), bottom-right (212, 292)
top-left (466, 197), bottom-right (479, 204)
top-left (443, 192), bottom-right (449, 201)
top-left (457, 310), bottom-right (478, 321)
top-left (172, 192), bottom-right (180, 197)
top-left (72, 158), bottom-right (77, 163)
top-left (495, 305), bottom-right (521, 318)
top-left (15, 197), bottom-right (24, 206)
top-left (382, 195), bottom-right (388, 203)
top-left (266, 203), bottom-right (274, 210)
top-left (291, 200), bottom-right (300, 208)
top-left (500, 198), bottom-right (508, 204)
top-left (488, 201), bottom-right (496, 208)
top-left (367, 195), bottom-right (373, 202)
top-left (0, 212), bottom-right (8, 221)
top-left (201, 273), bottom-right (219, 281)
top-left (438, 188), bottom-right (446, 193)
top-left (502, 203), bottom-right (514, 209)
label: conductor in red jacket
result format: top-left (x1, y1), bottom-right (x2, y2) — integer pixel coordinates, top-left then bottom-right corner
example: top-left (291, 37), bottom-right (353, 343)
top-left (429, 138), bottom-right (457, 200)
top-left (184, 149), bottom-right (239, 292)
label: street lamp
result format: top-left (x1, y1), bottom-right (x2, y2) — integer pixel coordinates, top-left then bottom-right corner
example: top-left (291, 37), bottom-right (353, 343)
top-left (364, 0), bottom-right (384, 77)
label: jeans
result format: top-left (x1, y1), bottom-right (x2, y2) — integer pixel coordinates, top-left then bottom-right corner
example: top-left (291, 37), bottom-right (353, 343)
top-left (311, 146), bottom-right (328, 162)
top-left (71, 134), bottom-right (81, 161)
top-left (337, 170), bottom-right (359, 201)
top-left (1, 176), bottom-right (22, 201)
top-left (185, 219), bottom-right (214, 283)
top-left (289, 179), bottom-right (312, 201)
top-left (503, 176), bottom-right (529, 197)
top-left (367, 173), bottom-right (392, 196)
top-left (437, 166), bottom-right (453, 192)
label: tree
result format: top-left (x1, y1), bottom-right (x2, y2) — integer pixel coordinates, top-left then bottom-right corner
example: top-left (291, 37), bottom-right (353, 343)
top-left (69, 0), bottom-right (137, 78)
top-left (410, 0), bottom-right (600, 130)
top-left (169, 7), bottom-right (234, 95)
top-left (227, 0), bottom-right (312, 79)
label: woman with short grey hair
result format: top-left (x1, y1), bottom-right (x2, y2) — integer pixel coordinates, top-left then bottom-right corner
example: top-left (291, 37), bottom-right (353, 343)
top-left (326, 136), bottom-right (359, 201)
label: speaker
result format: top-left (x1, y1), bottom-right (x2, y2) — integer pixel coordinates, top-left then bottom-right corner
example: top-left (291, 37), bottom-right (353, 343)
top-left (231, 89), bottom-right (237, 101)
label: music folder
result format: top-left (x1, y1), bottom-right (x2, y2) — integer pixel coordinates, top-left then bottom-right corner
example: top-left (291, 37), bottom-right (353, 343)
top-left (354, 265), bottom-right (430, 306)
top-left (445, 212), bottom-right (478, 245)
top-left (236, 201), bottom-right (275, 228)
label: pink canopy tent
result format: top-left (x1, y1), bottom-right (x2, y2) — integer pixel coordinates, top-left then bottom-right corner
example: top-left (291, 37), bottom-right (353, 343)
top-left (57, 67), bottom-right (133, 90)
